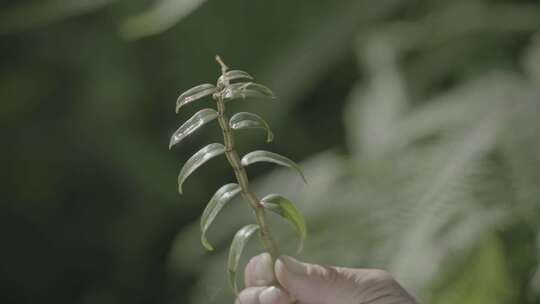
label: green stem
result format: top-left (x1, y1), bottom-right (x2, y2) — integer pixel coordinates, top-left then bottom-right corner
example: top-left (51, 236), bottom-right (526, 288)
top-left (214, 83), bottom-right (280, 270)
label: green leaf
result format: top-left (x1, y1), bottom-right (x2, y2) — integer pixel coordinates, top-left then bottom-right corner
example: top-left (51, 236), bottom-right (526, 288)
top-left (119, 0), bottom-right (207, 39)
top-left (241, 150), bottom-right (306, 183)
top-left (228, 224), bottom-right (260, 294)
top-left (229, 112), bottom-right (274, 143)
top-left (175, 84), bottom-right (216, 113)
top-left (177, 143), bottom-right (225, 194)
top-left (169, 108), bottom-right (218, 149)
top-left (222, 82), bottom-right (275, 102)
top-left (200, 183), bottom-right (242, 251)
top-left (261, 194), bottom-right (307, 253)
top-left (218, 70), bottom-right (254, 87)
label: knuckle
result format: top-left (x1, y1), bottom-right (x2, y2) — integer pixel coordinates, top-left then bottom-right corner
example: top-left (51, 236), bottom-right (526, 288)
top-left (325, 266), bottom-right (340, 285)
top-left (306, 264), bottom-right (340, 285)
top-left (365, 269), bottom-right (394, 285)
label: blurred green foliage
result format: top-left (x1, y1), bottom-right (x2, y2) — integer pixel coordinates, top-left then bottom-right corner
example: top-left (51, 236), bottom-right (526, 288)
top-left (1, 0), bottom-right (540, 303)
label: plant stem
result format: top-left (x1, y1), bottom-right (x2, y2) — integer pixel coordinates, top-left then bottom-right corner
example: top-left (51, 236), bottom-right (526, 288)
top-left (213, 57), bottom-right (280, 272)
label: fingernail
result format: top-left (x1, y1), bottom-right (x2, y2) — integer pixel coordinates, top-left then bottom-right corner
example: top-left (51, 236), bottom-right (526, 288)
top-left (278, 255), bottom-right (307, 276)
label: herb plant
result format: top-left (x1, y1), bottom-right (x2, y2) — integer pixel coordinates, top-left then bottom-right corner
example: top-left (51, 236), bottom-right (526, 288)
top-left (169, 56), bottom-right (307, 294)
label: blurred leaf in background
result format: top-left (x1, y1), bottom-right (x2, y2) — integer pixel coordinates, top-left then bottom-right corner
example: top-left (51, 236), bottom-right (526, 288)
top-left (0, 0), bottom-right (118, 34)
top-left (1, 0), bottom-right (540, 304)
top-left (119, 0), bottom-right (208, 39)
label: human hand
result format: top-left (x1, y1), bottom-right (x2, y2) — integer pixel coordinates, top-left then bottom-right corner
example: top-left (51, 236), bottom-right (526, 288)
top-left (235, 253), bottom-right (416, 304)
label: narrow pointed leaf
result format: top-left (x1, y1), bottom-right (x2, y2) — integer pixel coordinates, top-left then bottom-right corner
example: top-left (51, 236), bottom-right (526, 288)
top-left (200, 183), bottom-right (242, 251)
top-left (229, 112), bottom-right (274, 142)
top-left (245, 83), bottom-right (274, 96)
top-left (222, 82), bottom-right (275, 102)
top-left (177, 143), bottom-right (225, 194)
top-left (261, 194), bottom-right (307, 253)
top-left (175, 83), bottom-right (216, 113)
top-left (228, 224), bottom-right (260, 294)
top-left (169, 108), bottom-right (218, 149)
top-left (217, 70), bottom-right (254, 87)
top-left (241, 150), bottom-right (307, 183)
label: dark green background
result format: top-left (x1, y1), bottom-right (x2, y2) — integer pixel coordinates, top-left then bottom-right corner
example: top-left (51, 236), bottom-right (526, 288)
top-left (2, 0), bottom-right (540, 303)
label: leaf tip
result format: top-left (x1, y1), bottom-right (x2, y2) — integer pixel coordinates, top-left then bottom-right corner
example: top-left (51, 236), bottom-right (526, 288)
top-left (296, 239), bottom-right (304, 254)
top-left (228, 269), bottom-right (239, 295)
top-left (201, 236), bottom-right (214, 251)
top-left (266, 132), bottom-right (275, 143)
top-left (296, 167), bottom-right (308, 184)
top-left (175, 95), bottom-right (183, 113)
top-left (169, 137), bottom-right (176, 150)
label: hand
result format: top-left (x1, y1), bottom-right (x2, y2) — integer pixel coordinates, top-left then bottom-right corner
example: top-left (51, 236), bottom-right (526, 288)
top-left (236, 253), bottom-right (416, 304)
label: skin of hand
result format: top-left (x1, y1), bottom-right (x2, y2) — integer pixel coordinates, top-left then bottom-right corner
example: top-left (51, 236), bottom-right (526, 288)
top-left (235, 253), bottom-right (416, 304)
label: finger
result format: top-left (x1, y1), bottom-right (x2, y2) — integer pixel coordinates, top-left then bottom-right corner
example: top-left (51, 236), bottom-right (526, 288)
top-left (339, 268), bottom-right (416, 304)
top-left (244, 253), bottom-right (275, 287)
top-left (259, 286), bottom-right (292, 304)
top-left (275, 256), bottom-right (358, 304)
top-left (235, 287), bottom-right (265, 304)
top-left (235, 286), bottom-right (292, 304)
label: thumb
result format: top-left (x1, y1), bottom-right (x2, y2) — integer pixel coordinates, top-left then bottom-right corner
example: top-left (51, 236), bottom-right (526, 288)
top-left (274, 256), bottom-right (360, 304)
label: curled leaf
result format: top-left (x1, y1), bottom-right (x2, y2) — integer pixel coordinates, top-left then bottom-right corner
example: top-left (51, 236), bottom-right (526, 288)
top-left (261, 194), bottom-right (307, 253)
top-left (169, 108), bottom-right (218, 149)
top-left (200, 183), bottom-right (242, 250)
top-left (228, 224), bottom-right (260, 294)
top-left (241, 150), bottom-right (307, 183)
top-left (229, 112), bottom-right (274, 142)
top-left (178, 143), bottom-right (225, 194)
top-left (175, 83), bottom-right (216, 113)
top-left (217, 70), bottom-right (254, 87)
top-left (222, 82), bottom-right (275, 102)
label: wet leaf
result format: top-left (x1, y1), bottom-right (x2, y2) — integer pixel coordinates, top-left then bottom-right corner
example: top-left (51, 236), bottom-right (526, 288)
top-left (229, 112), bottom-right (274, 142)
top-left (222, 82), bottom-right (275, 102)
top-left (177, 143), bottom-right (225, 194)
top-left (227, 224), bottom-right (260, 294)
top-left (169, 108), bottom-right (218, 149)
top-left (217, 70), bottom-right (254, 87)
top-left (200, 183), bottom-right (242, 250)
top-left (176, 83), bottom-right (216, 113)
top-left (261, 194), bottom-right (307, 253)
top-left (241, 150), bottom-right (307, 183)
